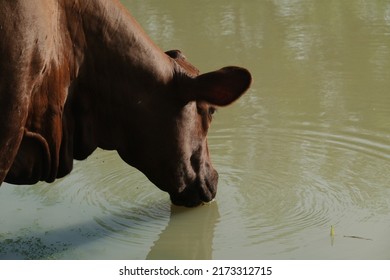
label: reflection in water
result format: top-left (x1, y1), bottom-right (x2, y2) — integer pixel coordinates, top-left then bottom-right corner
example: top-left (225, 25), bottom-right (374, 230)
top-left (147, 203), bottom-right (219, 260)
top-left (1, 0), bottom-right (390, 259)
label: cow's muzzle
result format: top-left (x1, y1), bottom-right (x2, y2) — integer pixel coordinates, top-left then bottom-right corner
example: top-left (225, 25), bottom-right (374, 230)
top-left (170, 170), bottom-right (218, 207)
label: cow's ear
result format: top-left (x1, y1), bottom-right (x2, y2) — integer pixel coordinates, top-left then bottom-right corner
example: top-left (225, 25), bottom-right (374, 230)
top-left (191, 66), bottom-right (252, 106)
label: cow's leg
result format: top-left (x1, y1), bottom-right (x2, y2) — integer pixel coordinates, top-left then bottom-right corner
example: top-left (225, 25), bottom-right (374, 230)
top-left (0, 1), bottom-right (50, 185)
top-left (0, 86), bottom-right (30, 185)
top-left (5, 129), bottom-right (51, 185)
top-left (0, 128), bottom-right (24, 185)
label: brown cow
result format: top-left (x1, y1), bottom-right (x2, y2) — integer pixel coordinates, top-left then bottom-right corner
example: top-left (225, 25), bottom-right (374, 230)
top-left (0, 0), bottom-right (251, 207)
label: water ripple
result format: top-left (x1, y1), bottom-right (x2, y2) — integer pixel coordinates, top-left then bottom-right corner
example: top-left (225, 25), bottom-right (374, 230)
top-left (210, 118), bottom-right (390, 256)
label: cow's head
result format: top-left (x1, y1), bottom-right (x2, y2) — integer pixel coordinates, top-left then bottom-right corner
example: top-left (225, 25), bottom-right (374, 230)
top-left (119, 50), bottom-right (251, 207)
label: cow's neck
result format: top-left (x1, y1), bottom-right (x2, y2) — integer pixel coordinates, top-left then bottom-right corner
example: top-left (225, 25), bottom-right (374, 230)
top-left (61, 0), bottom-right (175, 172)
top-left (69, 1), bottom-right (172, 70)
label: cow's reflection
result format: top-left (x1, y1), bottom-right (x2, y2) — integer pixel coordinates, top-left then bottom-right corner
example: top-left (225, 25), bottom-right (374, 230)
top-left (147, 201), bottom-right (220, 260)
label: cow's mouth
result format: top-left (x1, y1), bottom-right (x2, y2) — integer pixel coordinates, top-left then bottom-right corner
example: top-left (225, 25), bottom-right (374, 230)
top-left (169, 175), bottom-right (218, 207)
top-left (170, 191), bottom-right (215, 207)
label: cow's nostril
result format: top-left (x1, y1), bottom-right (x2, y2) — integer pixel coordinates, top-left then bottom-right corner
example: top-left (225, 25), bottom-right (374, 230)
top-left (190, 149), bottom-right (202, 173)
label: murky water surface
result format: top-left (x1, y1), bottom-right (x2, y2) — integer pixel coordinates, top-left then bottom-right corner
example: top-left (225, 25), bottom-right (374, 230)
top-left (1, 0), bottom-right (389, 259)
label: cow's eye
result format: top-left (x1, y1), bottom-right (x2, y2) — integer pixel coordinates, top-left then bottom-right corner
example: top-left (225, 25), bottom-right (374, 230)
top-left (208, 107), bottom-right (216, 116)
